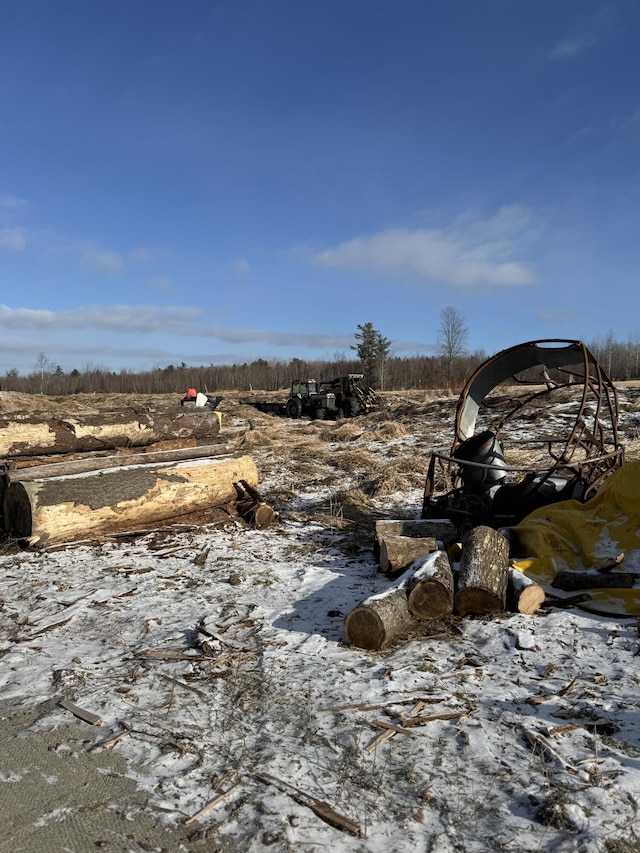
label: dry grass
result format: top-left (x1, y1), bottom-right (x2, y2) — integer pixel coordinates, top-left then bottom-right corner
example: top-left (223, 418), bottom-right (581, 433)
top-left (328, 447), bottom-right (381, 474)
top-left (365, 421), bottom-right (407, 441)
top-left (325, 421), bottom-right (362, 442)
top-left (362, 470), bottom-right (413, 497)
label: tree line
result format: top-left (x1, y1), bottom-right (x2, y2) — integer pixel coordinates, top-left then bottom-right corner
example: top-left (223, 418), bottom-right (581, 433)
top-left (2, 314), bottom-right (639, 396)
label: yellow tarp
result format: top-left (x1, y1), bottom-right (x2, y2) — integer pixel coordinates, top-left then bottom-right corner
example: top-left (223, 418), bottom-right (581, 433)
top-left (512, 460), bottom-right (640, 616)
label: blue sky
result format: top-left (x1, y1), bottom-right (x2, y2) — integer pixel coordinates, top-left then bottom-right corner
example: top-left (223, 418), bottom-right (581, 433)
top-left (1, 0), bottom-right (639, 376)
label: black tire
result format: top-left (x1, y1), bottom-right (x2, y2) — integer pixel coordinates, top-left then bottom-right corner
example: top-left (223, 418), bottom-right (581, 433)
top-left (347, 399), bottom-right (361, 417)
top-left (286, 398), bottom-right (302, 419)
top-left (314, 406), bottom-right (326, 420)
top-left (335, 407), bottom-right (344, 421)
top-left (343, 401), bottom-right (352, 418)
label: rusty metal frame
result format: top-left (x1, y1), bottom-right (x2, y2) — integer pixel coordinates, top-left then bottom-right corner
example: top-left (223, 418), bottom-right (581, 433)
top-left (422, 339), bottom-right (624, 529)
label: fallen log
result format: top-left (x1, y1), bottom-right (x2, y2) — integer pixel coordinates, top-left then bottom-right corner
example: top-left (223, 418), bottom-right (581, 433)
top-left (343, 582), bottom-right (416, 650)
top-left (0, 410), bottom-right (221, 458)
top-left (406, 551), bottom-right (455, 619)
top-left (378, 534), bottom-right (438, 576)
top-left (455, 525), bottom-right (509, 616)
top-left (507, 568), bottom-right (546, 614)
top-left (3, 453), bottom-right (258, 545)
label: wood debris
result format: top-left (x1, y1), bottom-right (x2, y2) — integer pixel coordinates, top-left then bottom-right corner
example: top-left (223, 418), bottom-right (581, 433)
top-left (256, 772), bottom-right (361, 837)
top-left (60, 698), bottom-right (102, 726)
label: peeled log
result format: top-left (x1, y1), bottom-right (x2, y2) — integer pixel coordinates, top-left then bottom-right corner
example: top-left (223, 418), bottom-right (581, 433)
top-left (343, 585), bottom-right (415, 650)
top-left (507, 568), bottom-right (546, 614)
top-left (0, 410), bottom-right (221, 458)
top-left (455, 525), bottom-right (509, 616)
top-left (3, 453), bottom-right (258, 545)
top-left (378, 535), bottom-right (438, 576)
top-left (407, 551), bottom-right (455, 619)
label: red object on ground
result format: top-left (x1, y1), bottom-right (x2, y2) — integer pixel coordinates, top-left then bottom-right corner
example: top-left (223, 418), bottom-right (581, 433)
top-left (185, 388), bottom-right (197, 399)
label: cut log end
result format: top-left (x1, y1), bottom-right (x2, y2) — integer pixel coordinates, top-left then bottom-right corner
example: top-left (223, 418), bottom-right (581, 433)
top-left (514, 585), bottom-right (546, 615)
top-left (343, 587), bottom-right (415, 650)
top-left (343, 607), bottom-right (387, 650)
top-left (408, 581), bottom-right (453, 619)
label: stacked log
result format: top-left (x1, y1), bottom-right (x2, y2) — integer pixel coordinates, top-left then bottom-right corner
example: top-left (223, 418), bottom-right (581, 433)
top-left (374, 518), bottom-right (456, 560)
top-left (344, 519), bottom-right (546, 650)
top-left (0, 410), bottom-right (221, 458)
top-left (454, 525), bottom-right (510, 616)
top-left (2, 452), bottom-right (259, 545)
top-left (378, 534), bottom-right (438, 576)
top-left (343, 582), bottom-right (416, 650)
top-left (407, 551), bottom-right (456, 619)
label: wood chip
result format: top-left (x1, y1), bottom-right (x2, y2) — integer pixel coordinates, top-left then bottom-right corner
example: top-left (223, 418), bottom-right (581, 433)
top-left (523, 727), bottom-right (577, 774)
top-left (256, 772), bottom-right (361, 837)
top-left (368, 719), bottom-right (414, 735)
top-left (60, 698), bottom-right (102, 726)
top-left (184, 785), bottom-right (239, 826)
top-left (398, 711), bottom-right (461, 728)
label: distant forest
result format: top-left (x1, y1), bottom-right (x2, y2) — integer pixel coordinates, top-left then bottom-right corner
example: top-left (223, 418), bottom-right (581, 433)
top-left (1, 332), bottom-right (637, 396)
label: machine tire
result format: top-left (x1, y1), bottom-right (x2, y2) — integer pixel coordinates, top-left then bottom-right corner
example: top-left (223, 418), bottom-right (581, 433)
top-left (286, 398), bottom-right (302, 419)
top-left (335, 407), bottom-right (344, 421)
top-left (348, 399), bottom-right (362, 417)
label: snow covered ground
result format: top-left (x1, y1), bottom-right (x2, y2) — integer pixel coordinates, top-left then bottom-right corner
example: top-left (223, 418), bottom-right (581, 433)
top-left (2, 388), bottom-right (640, 852)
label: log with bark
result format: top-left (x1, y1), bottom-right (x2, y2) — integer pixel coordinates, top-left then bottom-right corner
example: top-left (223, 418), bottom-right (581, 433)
top-left (2, 453), bottom-right (258, 545)
top-left (506, 568), bottom-right (546, 614)
top-left (378, 534), bottom-right (438, 576)
top-left (374, 518), bottom-right (457, 559)
top-left (343, 582), bottom-right (416, 650)
top-left (0, 410), bottom-right (221, 458)
top-left (406, 551), bottom-right (455, 619)
top-left (454, 525), bottom-right (510, 616)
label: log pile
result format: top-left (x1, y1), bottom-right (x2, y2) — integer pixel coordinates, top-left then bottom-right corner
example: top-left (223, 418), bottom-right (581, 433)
top-left (2, 451), bottom-right (261, 546)
top-left (0, 410), bottom-right (222, 458)
top-left (344, 521), bottom-right (546, 650)
top-left (0, 405), bottom-right (274, 546)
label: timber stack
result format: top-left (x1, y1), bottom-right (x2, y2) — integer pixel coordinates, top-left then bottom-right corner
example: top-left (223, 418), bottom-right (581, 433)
top-left (0, 403), bottom-right (273, 546)
top-left (344, 521), bottom-right (546, 651)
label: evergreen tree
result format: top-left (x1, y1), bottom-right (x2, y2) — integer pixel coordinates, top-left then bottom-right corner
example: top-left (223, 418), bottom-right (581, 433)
top-left (351, 322), bottom-right (392, 388)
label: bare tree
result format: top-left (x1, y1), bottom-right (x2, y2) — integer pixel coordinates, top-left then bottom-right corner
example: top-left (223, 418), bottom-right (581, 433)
top-left (436, 307), bottom-right (469, 389)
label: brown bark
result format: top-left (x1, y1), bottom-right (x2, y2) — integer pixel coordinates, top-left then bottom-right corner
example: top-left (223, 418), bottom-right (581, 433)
top-left (455, 525), bottom-right (509, 616)
top-left (0, 410), bottom-right (221, 458)
top-left (506, 568), bottom-right (546, 614)
top-left (3, 453), bottom-right (258, 545)
top-left (343, 585), bottom-right (415, 650)
top-left (374, 518), bottom-right (457, 559)
top-left (378, 534), bottom-right (438, 576)
top-left (407, 551), bottom-right (455, 618)
top-left (3, 443), bottom-right (235, 483)
top-left (552, 571), bottom-right (635, 591)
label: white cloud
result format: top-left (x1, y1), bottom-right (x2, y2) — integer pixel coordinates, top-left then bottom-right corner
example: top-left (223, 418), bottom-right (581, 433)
top-left (0, 194), bottom-right (28, 211)
top-left (79, 248), bottom-right (124, 274)
top-left (129, 246), bottom-right (163, 263)
top-left (312, 205), bottom-right (538, 289)
top-left (0, 228), bottom-right (26, 252)
top-left (0, 304), bottom-right (200, 335)
top-left (228, 259), bottom-right (251, 276)
top-left (549, 35), bottom-right (597, 60)
top-left (147, 275), bottom-right (175, 292)
top-left (0, 304), bottom-right (354, 350)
